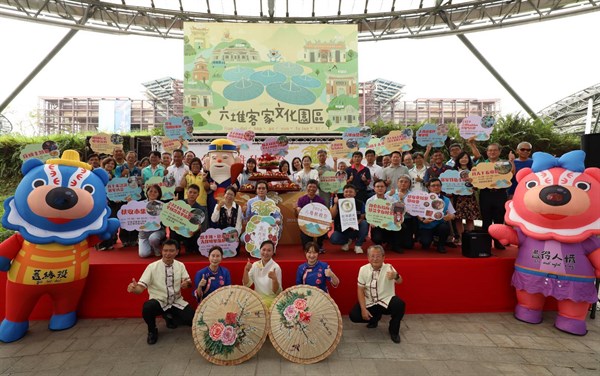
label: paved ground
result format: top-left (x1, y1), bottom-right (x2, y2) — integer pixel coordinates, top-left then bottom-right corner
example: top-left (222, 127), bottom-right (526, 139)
top-left (0, 311), bottom-right (598, 375)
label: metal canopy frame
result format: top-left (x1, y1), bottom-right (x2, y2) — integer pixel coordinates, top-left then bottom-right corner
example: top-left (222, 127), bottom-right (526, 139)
top-left (1, 0), bottom-right (599, 131)
top-left (539, 83), bottom-right (600, 134)
top-left (0, 0), bottom-right (597, 41)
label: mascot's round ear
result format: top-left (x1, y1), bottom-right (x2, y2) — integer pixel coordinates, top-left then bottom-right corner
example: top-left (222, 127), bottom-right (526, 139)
top-left (22, 159), bottom-right (45, 175)
top-left (92, 167), bottom-right (110, 185)
top-left (584, 167), bottom-right (600, 183)
top-left (516, 168), bottom-right (532, 182)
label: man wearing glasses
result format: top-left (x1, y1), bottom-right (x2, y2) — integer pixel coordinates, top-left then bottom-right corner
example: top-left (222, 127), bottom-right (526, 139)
top-left (507, 142), bottom-right (533, 199)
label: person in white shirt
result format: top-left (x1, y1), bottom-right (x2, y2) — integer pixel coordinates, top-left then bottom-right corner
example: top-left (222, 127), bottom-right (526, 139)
top-left (408, 152), bottom-right (428, 192)
top-left (167, 149), bottom-right (190, 200)
top-left (127, 239), bottom-right (193, 345)
top-left (242, 240), bottom-right (282, 308)
top-left (349, 245), bottom-right (405, 343)
top-left (364, 149), bottom-right (382, 199)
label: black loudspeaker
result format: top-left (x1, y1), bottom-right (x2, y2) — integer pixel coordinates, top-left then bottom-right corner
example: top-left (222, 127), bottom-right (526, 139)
top-left (461, 232), bottom-right (492, 258)
top-left (581, 134), bottom-right (600, 168)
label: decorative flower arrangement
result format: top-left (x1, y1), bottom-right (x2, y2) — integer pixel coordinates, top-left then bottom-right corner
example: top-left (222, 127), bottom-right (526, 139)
top-left (276, 290), bottom-right (313, 330)
top-left (198, 311), bottom-right (247, 357)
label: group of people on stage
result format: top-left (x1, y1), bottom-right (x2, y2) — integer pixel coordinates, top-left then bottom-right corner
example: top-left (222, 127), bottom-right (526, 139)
top-left (127, 238), bottom-right (405, 345)
top-left (91, 136), bottom-right (533, 257)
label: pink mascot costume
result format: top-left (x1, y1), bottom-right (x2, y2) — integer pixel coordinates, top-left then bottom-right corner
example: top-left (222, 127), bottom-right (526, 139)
top-left (489, 150), bottom-right (600, 335)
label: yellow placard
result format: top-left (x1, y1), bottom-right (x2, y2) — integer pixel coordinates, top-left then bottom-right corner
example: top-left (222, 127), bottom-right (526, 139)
top-left (470, 162), bottom-right (513, 189)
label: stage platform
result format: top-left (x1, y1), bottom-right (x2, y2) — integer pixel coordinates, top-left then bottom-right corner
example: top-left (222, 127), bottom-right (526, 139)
top-left (0, 240), bottom-right (537, 320)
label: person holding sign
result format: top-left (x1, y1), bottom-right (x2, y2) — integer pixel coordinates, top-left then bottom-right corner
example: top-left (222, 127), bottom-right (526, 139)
top-left (244, 181), bottom-right (281, 224)
top-left (387, 175), bottom-right (418, 250)
top-left (330, 184), bottom-right (369, 254)
top-left (96, 157), bottom-right (118, 251)
top-left (296, 242), bottom-right (340, 293)
top-left (167, 149), bottom-right (189, 200)
top-left (409, 152), bottom-right (428, 192)
top-left (366, 179), bottom-right (403, 253)
top-left (349, 245), bottom-right (405, 344)
top-left (138, 184), bottom-right (166, 258)
top-left (315, 149), bottom-right (337, 207)
top-left (478, 143), bottom-right (515, 250)
top-left (296, 179), bottom-right (327, 253)
top-left (142, 151), bottom-right (165, 184)
top-left (193, 246), bottom-right (231, 303)
top-left (242, 240), bottom-right (282, 308)
top-left (127, 239), bottom-right (194, 345)
top-left (346, 151), bottom-right (371, 204)
top-left (211, 186), bottom-right (243, 238)
top-left (180, 157), bottom-right (209, 232)
top-left (169, 184), bottom-right (203, 255)
top-left (451, 152), bottom-right (480, 245)
top-left (417, 178), bottom-right (456, 254)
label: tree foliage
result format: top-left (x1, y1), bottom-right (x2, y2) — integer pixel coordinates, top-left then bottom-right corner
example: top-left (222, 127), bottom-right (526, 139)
top-left (366, 114), bottom-right (580, 158)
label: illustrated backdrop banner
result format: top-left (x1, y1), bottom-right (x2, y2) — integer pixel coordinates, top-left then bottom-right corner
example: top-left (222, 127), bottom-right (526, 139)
top-left (183, 23), bottom-right (358, 133)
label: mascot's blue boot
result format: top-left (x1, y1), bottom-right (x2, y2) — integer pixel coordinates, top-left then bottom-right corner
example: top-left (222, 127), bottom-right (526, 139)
top-left (49, 311), bottom-right (77, 331)
top-left (0, 319), bottom-right (29, 343)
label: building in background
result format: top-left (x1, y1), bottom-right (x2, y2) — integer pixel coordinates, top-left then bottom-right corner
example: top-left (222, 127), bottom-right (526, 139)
top-left (359, 78), bottom-right (500, 125)
top-left (38, 77), bottom-right (182, 135)
top-left (38, 76), bottom-right (499, 134)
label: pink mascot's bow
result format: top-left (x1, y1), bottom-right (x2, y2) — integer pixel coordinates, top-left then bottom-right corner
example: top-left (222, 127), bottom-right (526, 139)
top-left (489, 150), bottom-right (600, 335)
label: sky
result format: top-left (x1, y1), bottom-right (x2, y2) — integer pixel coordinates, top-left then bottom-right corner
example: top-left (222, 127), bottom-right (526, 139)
top-left (1, 10), bottom-right (599, 133)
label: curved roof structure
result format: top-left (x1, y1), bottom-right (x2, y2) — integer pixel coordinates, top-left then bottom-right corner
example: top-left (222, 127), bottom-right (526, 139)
top-left (0, 0), bottom-right (598, 41)
top-left (539, 83), bottom-right (600, 134)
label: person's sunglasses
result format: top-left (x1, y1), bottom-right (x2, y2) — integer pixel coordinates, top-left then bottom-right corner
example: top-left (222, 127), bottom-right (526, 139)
top-left (520, 148), bottom-right (532, 152)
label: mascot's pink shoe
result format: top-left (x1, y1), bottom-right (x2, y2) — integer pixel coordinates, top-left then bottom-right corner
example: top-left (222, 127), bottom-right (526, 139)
top-left (514, 304), bottom-right (543, 324)
top-left (555, 315), bottom-right (587, 336)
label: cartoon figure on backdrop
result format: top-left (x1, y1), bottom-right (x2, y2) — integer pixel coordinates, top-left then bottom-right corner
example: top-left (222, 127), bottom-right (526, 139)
top-left (0, 150), bottom-right (120, 342)
top-left (489, 150), bottom-right (600, 335)
top-left (204, 139), bottom-right (244, 225)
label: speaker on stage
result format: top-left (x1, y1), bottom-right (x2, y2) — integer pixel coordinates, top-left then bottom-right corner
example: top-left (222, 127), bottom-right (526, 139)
top-left (461, 232), bottom-right (492, 258)
top-left (581, 134), bottom-right (600, 168)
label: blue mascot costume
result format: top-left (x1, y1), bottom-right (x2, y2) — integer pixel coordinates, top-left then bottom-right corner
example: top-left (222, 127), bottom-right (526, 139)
top-left (0, 150), bottom-right (119, 342)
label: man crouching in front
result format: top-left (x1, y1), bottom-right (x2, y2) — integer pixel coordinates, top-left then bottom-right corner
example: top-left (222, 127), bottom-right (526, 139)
top-left (127, 239), bottom-right (194, 344)
top-left (349, 245), bottom-right (406, 343)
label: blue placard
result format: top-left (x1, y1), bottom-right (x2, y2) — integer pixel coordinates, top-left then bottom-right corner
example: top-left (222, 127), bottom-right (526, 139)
top-left (106, 177), bottom-right (142, 202)
top-left (416, 123), bottom-right (448, 147)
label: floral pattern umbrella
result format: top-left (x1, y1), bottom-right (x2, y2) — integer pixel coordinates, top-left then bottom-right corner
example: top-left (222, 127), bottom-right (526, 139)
top-left (193, 286), bottom-right (268, 365)
top-left (268, 285), bottom-right (343, 364)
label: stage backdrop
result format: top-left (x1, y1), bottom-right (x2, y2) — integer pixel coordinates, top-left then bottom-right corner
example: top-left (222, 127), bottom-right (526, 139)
top-left (183, 23), bottom-right (358, 134)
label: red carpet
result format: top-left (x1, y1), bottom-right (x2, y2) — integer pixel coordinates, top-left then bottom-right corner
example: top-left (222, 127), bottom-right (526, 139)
top-left (0, 240), bottom-right (547, 320)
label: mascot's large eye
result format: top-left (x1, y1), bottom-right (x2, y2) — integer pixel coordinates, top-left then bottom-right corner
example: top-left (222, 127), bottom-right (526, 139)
top-left (32, 179), bottom-right (45, 188)
top-left (576, 182), bottom-right (591, 191)
top-left (525, 181), bottom-right (538, 189)
top-left (83, 184), bottom-right (95, 194)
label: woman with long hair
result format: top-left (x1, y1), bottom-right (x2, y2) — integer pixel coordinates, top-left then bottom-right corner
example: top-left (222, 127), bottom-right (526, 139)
top-left (138, 184), bottom-right (166, 257)
top-left (238, 157), bottom-right (258, 189)
top-left (452, 151), bottom-right (480, 245)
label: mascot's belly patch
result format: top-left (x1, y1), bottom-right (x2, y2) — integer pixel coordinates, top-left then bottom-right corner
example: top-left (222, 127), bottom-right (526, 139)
top-left (8, 240), bottom-right (90, 285)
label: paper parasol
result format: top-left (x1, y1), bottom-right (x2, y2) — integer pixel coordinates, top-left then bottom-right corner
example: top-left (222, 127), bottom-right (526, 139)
top-left (193, 286), bottom-right (268, 366)
top-left (268, 285), bottom-right (343, 364)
